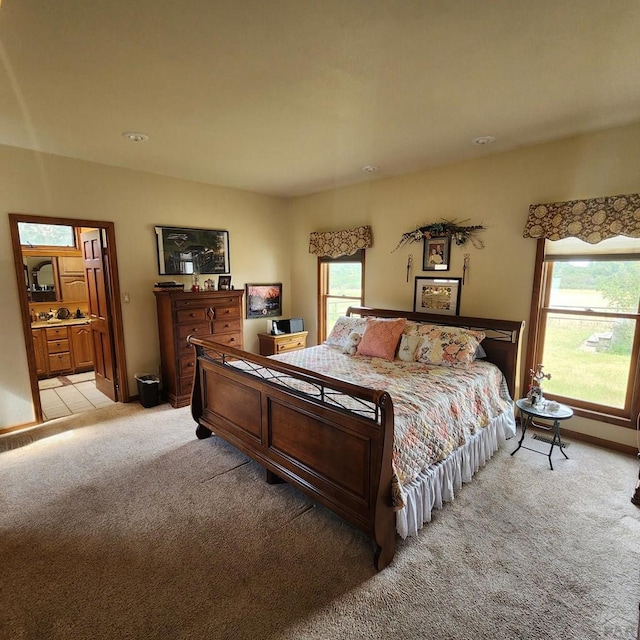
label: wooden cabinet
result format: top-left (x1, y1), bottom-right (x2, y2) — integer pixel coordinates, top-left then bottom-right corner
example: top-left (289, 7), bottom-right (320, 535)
top-left (32, 323), bottom-right (94, 378)
top-left (70, 324), bottom-right (93, 369)
top-left (32, 329), bottom-right (47, 376)
top-left (58, 254), bottom-right (88, 303)
top-left (58, 255), bottom-right (84, 276)
top-left (155, 289), bottom-right (244, 408)
top-left (60, 276), bottom-right (88, 302)
top-left (258, 331), bottom-right (308, 356)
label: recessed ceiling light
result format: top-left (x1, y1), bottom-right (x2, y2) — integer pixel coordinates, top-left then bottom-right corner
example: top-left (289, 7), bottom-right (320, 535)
top-left (471, 135), bottom-right (496, 146)
top-left (121, 131), bottom-right (149, 142)
top-left (361, 165), bottom-right (379, 173)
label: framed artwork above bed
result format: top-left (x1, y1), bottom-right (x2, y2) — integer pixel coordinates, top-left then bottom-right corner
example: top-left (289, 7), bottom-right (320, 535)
top-left (413, 276), bottom-right (461, 316)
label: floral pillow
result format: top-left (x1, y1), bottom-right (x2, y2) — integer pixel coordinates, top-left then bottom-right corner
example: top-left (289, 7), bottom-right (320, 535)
top-left (324, 316), bottom-right (368, 350)
top-left (356, 317), bottom-right (407, 361)
top-left (414, 325), bottom-right (486, 368)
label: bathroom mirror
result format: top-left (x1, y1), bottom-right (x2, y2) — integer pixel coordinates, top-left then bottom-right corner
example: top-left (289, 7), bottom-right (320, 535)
top-left (24, 256), bottom-right (57, 302)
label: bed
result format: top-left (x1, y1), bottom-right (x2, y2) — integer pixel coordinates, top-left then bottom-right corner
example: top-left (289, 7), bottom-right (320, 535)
top-left (188, 306), bottom-right (524, 570)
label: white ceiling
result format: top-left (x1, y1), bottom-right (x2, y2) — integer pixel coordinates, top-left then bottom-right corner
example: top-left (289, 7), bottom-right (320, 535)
top-left (1, 0), bottom-right (639, 197)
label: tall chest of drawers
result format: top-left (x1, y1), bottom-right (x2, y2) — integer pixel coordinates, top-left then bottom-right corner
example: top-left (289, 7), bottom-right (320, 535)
top-left (154, 289), bottom-right (244, 408)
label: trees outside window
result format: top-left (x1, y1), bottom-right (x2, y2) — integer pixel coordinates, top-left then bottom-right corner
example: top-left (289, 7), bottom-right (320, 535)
top-left (528, 238), bottom-right (640, 428)
top-left (318, 251), bottom-right (365, 343)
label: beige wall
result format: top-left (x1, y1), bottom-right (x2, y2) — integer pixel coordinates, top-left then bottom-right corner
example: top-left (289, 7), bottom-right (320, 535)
top-left (287, 122), bottom-right (640, 448)
top-left (0, 145), bottom-right (288, 427)
top-left (2, 122), bottom-right (639, 448)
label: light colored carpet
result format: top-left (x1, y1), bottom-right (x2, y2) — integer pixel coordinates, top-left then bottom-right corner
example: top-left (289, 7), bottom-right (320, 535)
top-left (1, 403), bottom-right (638, 639)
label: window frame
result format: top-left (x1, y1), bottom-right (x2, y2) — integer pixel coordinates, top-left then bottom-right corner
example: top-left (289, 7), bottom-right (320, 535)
top-left (317, 251), bottom-right (366, 343)
top-left (526, 239), bottom-right (640, 429)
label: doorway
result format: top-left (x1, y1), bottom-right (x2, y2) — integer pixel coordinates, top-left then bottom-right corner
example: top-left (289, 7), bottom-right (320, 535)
top-left (9, 214), bottom-right (129, 426)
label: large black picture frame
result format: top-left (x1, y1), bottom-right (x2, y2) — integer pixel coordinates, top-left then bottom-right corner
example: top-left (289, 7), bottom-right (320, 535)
top-left (155, 226), bottom-right (230, 275)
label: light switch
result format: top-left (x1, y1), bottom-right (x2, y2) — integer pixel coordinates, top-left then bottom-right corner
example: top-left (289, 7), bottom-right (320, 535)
top-left (123, 292), bottom-right (130, 303)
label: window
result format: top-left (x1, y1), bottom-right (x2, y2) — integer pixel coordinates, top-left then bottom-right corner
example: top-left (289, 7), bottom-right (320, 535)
top-left (18, 223), bottom-right (76, 248)
top-left (318, 251), bottom-right (365, 342)
top-left (528, 237), bottom-right (640, 427)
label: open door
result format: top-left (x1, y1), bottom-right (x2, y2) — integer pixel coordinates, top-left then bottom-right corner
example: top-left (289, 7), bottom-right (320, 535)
top-left (82, 229), bottom-right (118, 401)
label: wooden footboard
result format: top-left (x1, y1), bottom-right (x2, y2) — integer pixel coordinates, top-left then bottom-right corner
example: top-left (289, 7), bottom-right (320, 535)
top-left (188, 337), bottom-right (397, 571)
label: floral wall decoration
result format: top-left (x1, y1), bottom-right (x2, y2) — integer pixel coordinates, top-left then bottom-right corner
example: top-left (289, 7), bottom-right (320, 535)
top-left (392, 219), bottom-right (486, 252)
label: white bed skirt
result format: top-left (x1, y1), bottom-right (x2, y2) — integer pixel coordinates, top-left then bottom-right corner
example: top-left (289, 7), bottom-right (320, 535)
top-left (396, 409), bottom-right (516, 539)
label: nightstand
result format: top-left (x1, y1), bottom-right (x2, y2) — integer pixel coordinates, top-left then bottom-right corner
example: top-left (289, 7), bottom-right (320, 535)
top-left (258, 331), bottom-right (308, 356)
top-left (511, 398), bottom-right (573, 470)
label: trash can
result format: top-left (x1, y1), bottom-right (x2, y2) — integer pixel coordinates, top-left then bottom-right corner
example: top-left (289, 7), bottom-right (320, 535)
top-left (135, 374), bottom-right (160, 408)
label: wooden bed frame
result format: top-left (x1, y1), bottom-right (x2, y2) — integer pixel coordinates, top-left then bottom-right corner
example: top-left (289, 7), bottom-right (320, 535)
top-left (189, 306), bottom-right (524, 570)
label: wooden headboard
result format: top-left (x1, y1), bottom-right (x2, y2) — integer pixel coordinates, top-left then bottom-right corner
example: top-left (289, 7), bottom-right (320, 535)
top-left (346, 306), bottom-right (525, 400)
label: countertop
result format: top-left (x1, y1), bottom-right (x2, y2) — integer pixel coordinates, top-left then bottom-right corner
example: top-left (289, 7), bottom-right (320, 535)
top-left (31, 318), bottom-right (90, 329)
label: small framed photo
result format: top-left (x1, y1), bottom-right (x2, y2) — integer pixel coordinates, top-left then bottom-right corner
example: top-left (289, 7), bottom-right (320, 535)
top-left (413, 277), bottom-right (461, 316)
top-left (218, 275), bottom-right (232, 290)
top-left (422, 235), bottom-right (451, 271)
top-left (246, 283), bottom-right (282, 319)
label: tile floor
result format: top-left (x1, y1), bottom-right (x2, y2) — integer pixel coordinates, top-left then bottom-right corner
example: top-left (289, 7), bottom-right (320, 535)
top-left (39, 371), bottom-right (115, 421)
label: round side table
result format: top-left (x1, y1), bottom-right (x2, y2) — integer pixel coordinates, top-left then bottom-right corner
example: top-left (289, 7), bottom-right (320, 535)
top-left (511, 398), bottom-right (573, 470)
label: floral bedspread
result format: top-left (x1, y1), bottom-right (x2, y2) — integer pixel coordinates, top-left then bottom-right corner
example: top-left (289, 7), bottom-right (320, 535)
top-left (264, 345), bottom-right (513, 496)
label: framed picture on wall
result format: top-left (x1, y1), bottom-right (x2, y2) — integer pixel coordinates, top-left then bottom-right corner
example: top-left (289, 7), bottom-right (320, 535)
top-left (422, 235), bottom-right (451, 271)
top-left (155, 226), bottom-right (230, 275)
top-left (413, 277), bottom-right (461, 316)
top-left (246, 283), bottom-right (282, 318)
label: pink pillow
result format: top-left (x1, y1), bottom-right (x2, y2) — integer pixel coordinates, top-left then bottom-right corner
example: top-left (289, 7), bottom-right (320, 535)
top-left (356, 317), bottom-right (407, 360)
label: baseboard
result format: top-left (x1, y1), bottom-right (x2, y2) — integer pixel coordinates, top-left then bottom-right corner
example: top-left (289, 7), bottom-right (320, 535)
top-left (0, 420), bottom-right (39, 436)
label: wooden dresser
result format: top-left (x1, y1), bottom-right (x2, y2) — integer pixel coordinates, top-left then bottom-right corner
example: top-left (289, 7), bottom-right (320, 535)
top-left (258, 331), bottom-right (308, 356)
top-left (154, 289), bottom-right (244, 408)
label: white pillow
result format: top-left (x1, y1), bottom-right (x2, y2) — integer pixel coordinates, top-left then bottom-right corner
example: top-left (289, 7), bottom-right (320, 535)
top-left (396, 334), bottom-right (422, 362)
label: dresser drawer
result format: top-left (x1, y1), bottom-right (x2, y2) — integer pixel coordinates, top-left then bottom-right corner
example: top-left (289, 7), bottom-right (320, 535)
top-left (46, 326), bottom-right (69, 340)
top-left (178, 322), bottom-right (212, 341)
top-left (212, 318), bottom-right (241, 335)
top-left (175, 298), bottom-right (213, 310)
top-left (49, 352), bottom-right (72, 372)
top-left (209, 296), bottom-right (238, 307)
top-left (47, 339), bottom-right (70, 354)
top-left (176, 308), bottom-right (212, 324)
top-left (276, 337), bottom-right (307, 353)
top-left (178, 376), bottom-right (195, 396)
top-left (213, 305), bottom-right (240, 320)
top-left (207, 332), bottom-right (242, 348)
top-left (178, 353), bottom-right (198, 378)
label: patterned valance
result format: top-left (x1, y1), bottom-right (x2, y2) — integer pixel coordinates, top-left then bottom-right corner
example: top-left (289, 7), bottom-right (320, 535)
top-left (309, 225), bottom-right (372, 258)
top-left (523, 193), bottom-right (640, 244)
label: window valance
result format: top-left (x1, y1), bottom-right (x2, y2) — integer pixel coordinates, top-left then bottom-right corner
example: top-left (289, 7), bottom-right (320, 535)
top-left (523, 193), bottom-right (640, 244)
top-left (309, 225), bottom-right (372, 258)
